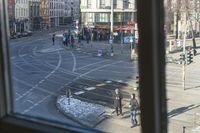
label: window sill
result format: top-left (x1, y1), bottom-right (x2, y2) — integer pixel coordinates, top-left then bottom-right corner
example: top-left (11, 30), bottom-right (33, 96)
top-left (0, 114), bottom-right (101, 133)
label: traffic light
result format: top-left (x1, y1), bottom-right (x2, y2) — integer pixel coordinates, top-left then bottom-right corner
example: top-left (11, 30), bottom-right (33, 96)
top-left (134, 76), bottom-right (139, 90)
top-left (180, 53), bottom-right (185, 64)
top-left (186, 51), bottom-right (193, 64)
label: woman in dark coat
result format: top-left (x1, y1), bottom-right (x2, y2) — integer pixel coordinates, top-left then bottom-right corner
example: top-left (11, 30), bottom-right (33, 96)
top-left (114, 88), bottom-right (123, 116)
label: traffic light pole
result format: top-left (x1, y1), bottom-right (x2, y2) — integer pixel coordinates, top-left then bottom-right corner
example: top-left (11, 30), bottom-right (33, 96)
top-left (182, 63), bottom-right (186, 90)
top-left (182, 16), bottom-right (188, 91)
top-left (110, 0), bottom-right (114, 56)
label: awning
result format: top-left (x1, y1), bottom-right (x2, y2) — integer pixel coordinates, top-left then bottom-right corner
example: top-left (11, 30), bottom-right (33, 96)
top-left (114, 26), bottom-right (135, 31)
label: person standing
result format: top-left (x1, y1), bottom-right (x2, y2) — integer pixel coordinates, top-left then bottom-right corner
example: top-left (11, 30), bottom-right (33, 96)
top-left (129, 93), bottom-right (139, 128)
top-left (71, 35), bottom-right (74, 48)
top-left (114, 88), bottom-right (123, 116)
top-left (52, 34), bottom-right (55, 45)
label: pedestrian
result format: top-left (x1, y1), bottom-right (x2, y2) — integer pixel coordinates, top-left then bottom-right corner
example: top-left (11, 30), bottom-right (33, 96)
top-left (71, 35), bottom-right (75, 48)
top-left (52, 34), bottom-right (55, 45)
top-left (64, 33), bottom-right (68, 47)
top-left (78, 32), bottom-right (81, 43)
top-left (129, 93), bottom-right (139, 128)
top-left (66, 88), bottom-right (72, 105)
top-left (86, 33), bottom-right (90, 44)
top-left (63, 33), bottom-right (66, 46)
top-left (114, 88), bottom-right (123, 116)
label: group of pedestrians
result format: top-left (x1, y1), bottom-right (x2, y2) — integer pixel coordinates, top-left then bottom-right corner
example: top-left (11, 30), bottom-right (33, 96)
top-left (114, 88), bottom-right (139, 128)
top-left (62, 32), bottom-right (75, 48)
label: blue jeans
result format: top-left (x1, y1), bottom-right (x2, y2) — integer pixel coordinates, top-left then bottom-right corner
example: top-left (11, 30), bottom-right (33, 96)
top-left (131, 110), bottom-right (137, 126)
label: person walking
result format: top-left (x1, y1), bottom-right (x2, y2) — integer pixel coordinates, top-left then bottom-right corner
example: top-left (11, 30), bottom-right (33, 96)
top-left (114, 88), bottom-right (123, 116)
top-left (71, 35), bottom-right (75, 48)
top-left (129, 93), bottom-right (139, 128)
top-left (52, 34), bottom-right (55, 45)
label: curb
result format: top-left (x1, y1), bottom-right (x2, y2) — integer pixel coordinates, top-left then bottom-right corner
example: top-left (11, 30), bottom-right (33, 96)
top-left (56, 96), bottom-right (110, 128)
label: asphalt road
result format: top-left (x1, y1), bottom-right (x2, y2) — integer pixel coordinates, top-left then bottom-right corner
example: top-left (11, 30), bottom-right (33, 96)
top-left (9, 31), bottom-right (138, 127)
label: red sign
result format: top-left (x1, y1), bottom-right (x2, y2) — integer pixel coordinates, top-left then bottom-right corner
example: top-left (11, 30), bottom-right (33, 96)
top-left (127, 21), bottom-right (137, 25)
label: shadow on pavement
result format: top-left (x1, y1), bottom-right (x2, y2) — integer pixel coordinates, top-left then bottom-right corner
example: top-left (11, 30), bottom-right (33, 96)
top-left (185, 85), bottom-right (200, 90)
top-left (168, 104), bottom-right (200, 118)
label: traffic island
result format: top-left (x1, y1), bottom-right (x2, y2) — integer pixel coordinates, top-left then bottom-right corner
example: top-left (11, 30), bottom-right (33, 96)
top-left (56, 95), bottom-right (114, 128)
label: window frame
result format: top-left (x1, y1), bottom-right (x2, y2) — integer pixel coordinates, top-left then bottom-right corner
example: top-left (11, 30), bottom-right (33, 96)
top-left (0, 0), bottom-right (168, 132)
top-left (137, 0), bottom-right (167, 132)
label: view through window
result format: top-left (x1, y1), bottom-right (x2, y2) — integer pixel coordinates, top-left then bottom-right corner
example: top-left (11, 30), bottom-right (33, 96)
top-left (165, 0), bottom-right (200, 132)
top-left (8, 0), bottom-right (141, 132)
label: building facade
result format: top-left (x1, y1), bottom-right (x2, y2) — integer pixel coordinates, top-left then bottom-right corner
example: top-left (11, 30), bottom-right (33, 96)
top-left (8, 0), bottom-right (15, 34)
top-left (49, 0), bottom-right (64, 27)
top-left (72, 0), bottom-right (81, 21)
top-left (80, 0), bottom-right (137, 31)
top-left (15, 0), bottom-right (30, 32)
top-left (40, 0), bottom-right (49, 29)
top-left (29, 0), bottom-right (41, 31)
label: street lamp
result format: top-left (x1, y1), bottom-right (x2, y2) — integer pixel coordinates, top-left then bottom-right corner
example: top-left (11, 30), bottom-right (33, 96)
top-left (110, 0), bottom-right (114, 56)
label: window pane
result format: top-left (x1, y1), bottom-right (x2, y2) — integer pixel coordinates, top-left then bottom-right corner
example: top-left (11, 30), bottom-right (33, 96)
top-left (165, 0), bottom-right (200, 132)
top-left (8, 0), bottom-right (140, 132)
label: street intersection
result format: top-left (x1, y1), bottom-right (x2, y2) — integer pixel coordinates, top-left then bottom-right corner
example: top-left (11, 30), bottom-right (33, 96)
top-left (9, 31), bottom-right (200, 133)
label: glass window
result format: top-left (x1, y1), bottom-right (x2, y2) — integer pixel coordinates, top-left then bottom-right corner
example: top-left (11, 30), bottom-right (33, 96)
top-left (165, 0), bottom-right (200, 132)
top-left (113, 0), bottom-right (117, 9)
top-left (1, 0), bottom-right (168, 133)
top-left (87, 0), bottom-right (92, 8)
top-left (100, 0), bottom-right (105, 8)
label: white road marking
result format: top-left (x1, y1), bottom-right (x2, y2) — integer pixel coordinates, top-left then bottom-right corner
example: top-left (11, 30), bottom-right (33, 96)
top-left (19, 54), bottom-right (27, 57)
top-left (74, 91), bottom-right (85, 95)
top-left (79, 61), bottom-right (122, 77)
top-left (13, 77), bottom-right (57, 97)
top-left (105, 81), bottom-right (112, 83)
top-left (39, 47), bottom-right (63, 53)
top-left (22, 95), bottom-right (50, 114)
top-left (27, 100), bottom-right (34, 104)
top-left (84, 87), bottom-right (96, 91)
top-left (70, 52), bottom-right (76, 72)
top-left (32, 46), bottom-right (38, 56)
top-left (75, 60), bottom-right (109, 71)
top-left (15, 92), bottom-right (21, 97)
top-left (16, 50), bottom-right (62, 101)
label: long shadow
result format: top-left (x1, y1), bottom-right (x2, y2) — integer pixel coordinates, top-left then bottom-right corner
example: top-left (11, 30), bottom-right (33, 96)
top-left (168, 104), bottom-right (200, 118)
top-left (185, 85), bottom-right (200, 90)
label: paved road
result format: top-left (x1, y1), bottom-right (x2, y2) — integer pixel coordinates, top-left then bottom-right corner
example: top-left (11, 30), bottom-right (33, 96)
top-left (9, 31), bottom-right (200, 133)
top-left (9, 31), bottom-right (138, 129)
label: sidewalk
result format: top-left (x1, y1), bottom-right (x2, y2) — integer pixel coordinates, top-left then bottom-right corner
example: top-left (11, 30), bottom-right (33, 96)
top-left (60, 39), bottom-right (134, 62)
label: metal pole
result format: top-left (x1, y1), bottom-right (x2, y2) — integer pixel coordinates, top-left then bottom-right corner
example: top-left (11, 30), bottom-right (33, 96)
top-left (110, 0), bottom-right (114, 34)
top-left (182, 14), bottom-right (187, 90)
top-left (120, 3), bottom-right (124, 53)
top-left (110, 0), bottom-right (114, 55)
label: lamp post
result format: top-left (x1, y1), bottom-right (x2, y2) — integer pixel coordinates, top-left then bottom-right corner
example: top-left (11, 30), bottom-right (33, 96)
top-left (110, 0), bottom-right (114, 56)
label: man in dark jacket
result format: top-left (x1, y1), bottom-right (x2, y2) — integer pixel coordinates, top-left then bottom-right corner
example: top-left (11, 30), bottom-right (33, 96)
top-left (52, 34), bottom-right (55, 45)
top-left (114, 88), bottom-right (123, 116)
top-left (129, 93), bottom-right (139, 128)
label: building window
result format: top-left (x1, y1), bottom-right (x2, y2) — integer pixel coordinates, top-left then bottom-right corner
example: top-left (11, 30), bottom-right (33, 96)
top-left (113, 0), bottom-right (117, 9)
top-left (124, 0), bottom-right (129, 9)
top-left (87, 0), bottom-right (91, 8)
top-left (100, 0), bottom-right (105, 9)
